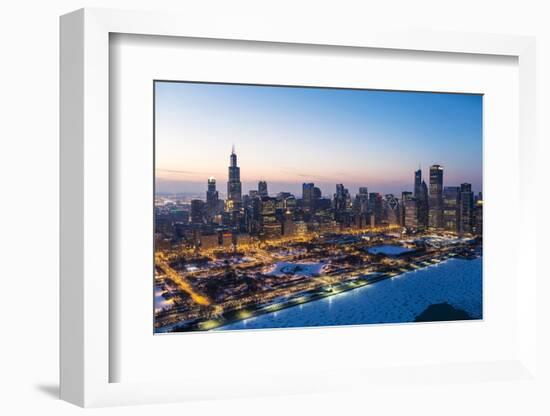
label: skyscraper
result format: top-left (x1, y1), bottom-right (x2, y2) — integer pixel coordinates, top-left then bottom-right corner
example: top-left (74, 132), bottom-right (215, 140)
top-left (384, 194), bottom-right (400, 225)
top-left (460, 183), bottom-right (474, 233)
top-left (417, 180), bottom-right (429, 228)
top-left (401, 191), bottom-right (413, 226)
top-left (368, 192), bottom-right (383, 226)
top-left (443, 186), bottom-right (460, 232)
top-left (206, 177), bottom-right (219, 219)
top-left (302, 183), bottom-right (315, 213)
top-left (414, 168), bottom-right (422, 198)
top-left (259, 196), bottom-right (281, 239)
top-left (313, 186), bottom-right (322, 201)
top-left (356, 187), bottom-right (369, 215)
top-left (244, 195), bottom-right (261, 235)
top-left (474, 197), bottom-right (483, 235)
top-left (404, 199), bottom-right (418, 228)
top-left (227, 145), bottom-right (242, 210)
top-left (428, 164), bottom-right (444, 228)
top-left (413, 169), bottom-right (429, 228)
top-left (258, 180), bottom-right (268, 197)
top-left (190, 199), bottom-right (205, 224)
top-left (334, 184), bottom-right (351, 223)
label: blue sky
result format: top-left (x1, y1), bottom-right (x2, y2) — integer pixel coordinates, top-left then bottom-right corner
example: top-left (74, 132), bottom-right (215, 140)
top-left (155, 81), bottom-right (482, 197)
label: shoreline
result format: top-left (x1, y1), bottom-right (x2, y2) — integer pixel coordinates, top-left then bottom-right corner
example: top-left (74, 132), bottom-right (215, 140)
top-left (160, 251), bottom-right (481, 333)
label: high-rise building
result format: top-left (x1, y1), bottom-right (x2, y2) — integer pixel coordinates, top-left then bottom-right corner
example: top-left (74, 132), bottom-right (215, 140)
top-left (260, 197), bottom-right (282, 240)
top-left (190, 199), bottom-right (205, 224)
top-left (302, 182), bottom-right (315, 213)
top-left (460, 183), bottom-right (474, 233)
top-left (473, 197), bottom-right (483, 235)
top-left (443, 186), bottom-right (460, 232)
top-left (258, 180), bottom-right (268, 197)
top-left (401, 191), bottom-right (413, 226)
top-left (313, 186), bottom-right (322, 203)
top-left (352, 187), bottom-right (369, 228)
top-left (206, 177), bottom-right (219, 219)
top-left (334, 184), bottom-right (346, 210)
top-left (227, 145), bottom-right (242, 210)
top-left (404, 199), bottom-right (418, 228)
top-left (282, 211), bottom-right (295, 236)
top-left (334, 184), bottom-right (351, 223)
top-left (412, 169), bottom-right (429, 228)
top-left (414, 168), bottom-right (422, 198)
top-left (244, 195), bottom-right (261, 235)
top-left (357, 187), bottom-right (369, 214)
top-left (384, 194), bottom-right (400, 225)
top-left (417, 180), bottom-right (429, 228)
top-left (428, 164), bottom-right (444, 228)
top-left (368, 192), bottom-right (383, 226)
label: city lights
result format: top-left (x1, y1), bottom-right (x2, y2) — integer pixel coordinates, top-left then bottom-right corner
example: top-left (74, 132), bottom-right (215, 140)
top-left (153, 82), bottom-right (482, 332)
top-left (154, 147), bottom-right (482, 333)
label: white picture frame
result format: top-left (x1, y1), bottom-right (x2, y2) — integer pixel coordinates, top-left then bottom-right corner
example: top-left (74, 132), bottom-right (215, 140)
top-left (60, 7), bottom-right (538, 408)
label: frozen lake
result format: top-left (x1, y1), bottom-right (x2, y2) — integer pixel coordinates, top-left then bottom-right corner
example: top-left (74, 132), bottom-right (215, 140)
top-left (218, 257), bottom-right (482, 330)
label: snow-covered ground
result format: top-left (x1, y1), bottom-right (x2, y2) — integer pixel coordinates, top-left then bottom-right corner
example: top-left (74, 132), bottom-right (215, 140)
top-left (267, 261), bottom-right (325, 277)
top-left (219, 257), bottom-right (482, 330)
top-left (154, 287), bottom-right (173, 313)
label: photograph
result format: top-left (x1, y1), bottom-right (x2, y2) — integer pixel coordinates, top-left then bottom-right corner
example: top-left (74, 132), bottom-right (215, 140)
top-left (153, 81), bottom-right (483, 333)
top-left (1, 0), bottom-right (544, 413)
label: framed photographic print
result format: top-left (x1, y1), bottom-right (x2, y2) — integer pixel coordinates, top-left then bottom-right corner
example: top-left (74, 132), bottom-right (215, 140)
top-left (60, 8), bottom-right (540, 408)
top-left (153, 81), bottom-right (483, 334)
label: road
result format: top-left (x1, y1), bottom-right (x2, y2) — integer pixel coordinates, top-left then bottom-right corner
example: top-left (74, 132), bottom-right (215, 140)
top-left (155, 253), bottom-right (211, 306)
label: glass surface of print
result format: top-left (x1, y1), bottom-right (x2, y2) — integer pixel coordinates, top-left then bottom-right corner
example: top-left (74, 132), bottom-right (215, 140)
top-left (154, 81), bottom-right (483, 333)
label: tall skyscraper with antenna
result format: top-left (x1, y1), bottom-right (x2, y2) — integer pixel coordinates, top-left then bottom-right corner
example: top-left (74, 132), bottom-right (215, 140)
top-left (227, 145), bottom-right (242, 209)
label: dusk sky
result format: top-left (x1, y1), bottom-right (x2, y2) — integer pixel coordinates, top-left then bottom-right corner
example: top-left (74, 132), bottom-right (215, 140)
top-left (155, 81), bottom-right (482, 197)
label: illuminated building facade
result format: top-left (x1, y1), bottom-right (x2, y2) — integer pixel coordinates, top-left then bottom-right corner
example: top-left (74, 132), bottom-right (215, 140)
top-left (206, 177), bottom-right (219, 220)
top-left (460, 183), bottom-right (474, 233)
top-left (443, 186), bottom-right (460, 232)
top-left (227, 146), bottom-right (242, 210)
top-left (155, 152), bottom-right (483, 252)
top-left (428, 164), bottom-right (444, 228)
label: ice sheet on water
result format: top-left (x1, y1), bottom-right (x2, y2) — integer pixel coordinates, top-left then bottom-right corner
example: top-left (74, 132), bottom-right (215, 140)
top-left (219, 257), bottom-right (482, 330)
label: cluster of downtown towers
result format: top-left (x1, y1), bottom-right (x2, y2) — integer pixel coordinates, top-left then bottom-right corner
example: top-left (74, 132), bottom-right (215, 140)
top-left (162, 147), bottom-right (482, 248)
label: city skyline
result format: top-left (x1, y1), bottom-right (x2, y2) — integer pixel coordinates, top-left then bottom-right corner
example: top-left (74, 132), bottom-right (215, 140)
top-left (154, 81), bottom-right (483, 333)
top-left (158, 146), bottom-right (480, 236)
top-left (155, 81), bottom-right (483, 196)
top-left (155, 150), bottom-right (481, 200)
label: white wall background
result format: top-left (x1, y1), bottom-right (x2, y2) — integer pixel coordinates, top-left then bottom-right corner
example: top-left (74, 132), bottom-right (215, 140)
top-left (0, 1), bottom-right (548, 415)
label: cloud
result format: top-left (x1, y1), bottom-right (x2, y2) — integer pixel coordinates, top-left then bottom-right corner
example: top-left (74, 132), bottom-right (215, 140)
top-left (284, 171), bottom-right (334, 182)
top-left (156, 168), bottom-right (201, 175)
